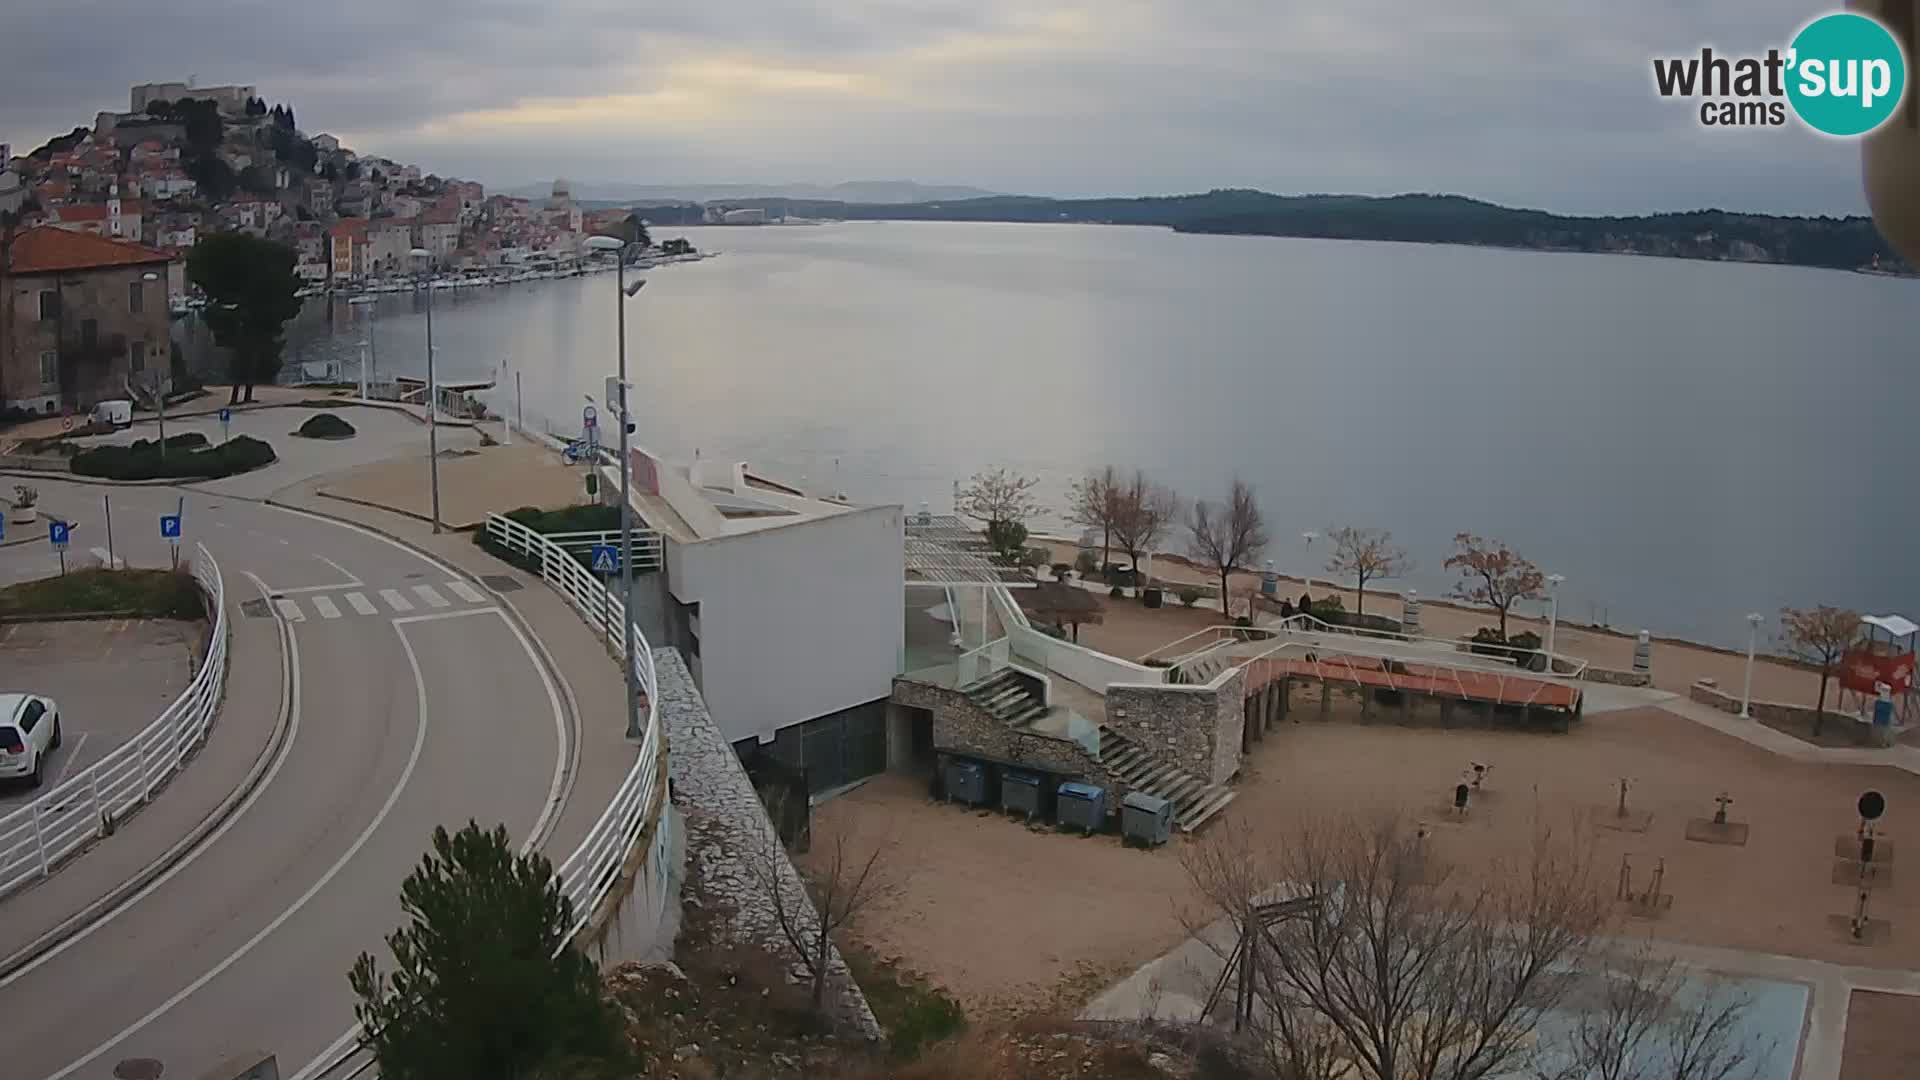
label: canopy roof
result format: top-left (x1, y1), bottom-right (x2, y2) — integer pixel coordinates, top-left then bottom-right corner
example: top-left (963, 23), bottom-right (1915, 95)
top-left (1862, 614), bottom-right (1918, 638)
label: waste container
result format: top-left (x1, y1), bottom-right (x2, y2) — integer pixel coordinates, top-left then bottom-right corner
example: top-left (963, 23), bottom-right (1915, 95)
top-left (946, 759), bottom-right (989, 807)
top-left (1121, 791), bottom-right (1174, 847)
top-left (1002, 769), bottom-right (1043, 819)
top-left (1057, 781), bottom-right (1106, 833)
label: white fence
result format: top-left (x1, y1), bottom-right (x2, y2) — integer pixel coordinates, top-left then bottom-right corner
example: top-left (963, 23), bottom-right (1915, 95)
top-left (0, 544), bottom-right (228, 901)
top-left (482, 511), bottom-right (666, 939)
top-left (540, 529), bottom-right (664, 573)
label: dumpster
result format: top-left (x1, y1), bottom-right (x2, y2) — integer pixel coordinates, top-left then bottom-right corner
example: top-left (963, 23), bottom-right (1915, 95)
top-left (1057, 781), bottom-right (1106, 833)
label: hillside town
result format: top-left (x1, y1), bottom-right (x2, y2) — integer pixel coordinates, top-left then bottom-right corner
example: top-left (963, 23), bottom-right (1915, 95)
top-left (0, 80), bottom-right (642, 289)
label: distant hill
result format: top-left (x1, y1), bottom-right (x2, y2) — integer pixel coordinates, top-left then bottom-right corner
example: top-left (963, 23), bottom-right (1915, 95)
top-left (700, 190), bottom-right (1909, 274)
top-left (500, 180), bottom-right (1000, 204)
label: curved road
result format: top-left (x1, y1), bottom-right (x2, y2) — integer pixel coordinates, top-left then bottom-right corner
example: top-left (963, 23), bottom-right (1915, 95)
top-left (2, 480), bottom-right (570, 1080)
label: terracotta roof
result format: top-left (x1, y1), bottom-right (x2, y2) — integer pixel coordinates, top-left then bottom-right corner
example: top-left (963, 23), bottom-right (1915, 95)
top-left (8, 225), bottom-right (172, 274)
top-left (55, 204), bottom-right (109, 221)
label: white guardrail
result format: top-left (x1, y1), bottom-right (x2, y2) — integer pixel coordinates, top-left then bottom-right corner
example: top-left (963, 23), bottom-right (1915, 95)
top-left (0, 543), bottom-right (228, 901)
top-left (482, 511), bottom-right (665, 939)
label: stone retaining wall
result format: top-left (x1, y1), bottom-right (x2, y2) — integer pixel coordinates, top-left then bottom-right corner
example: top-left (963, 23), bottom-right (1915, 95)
top-left (660, 649), bottom-right (882, 1040)
top-left (892, 677), bottom-right (1121, 793)
top-left (1106, 666), bottom-right (1246, 786)
top-left (1582, 666), bottom-right (1652, 687)
top-left (1688, 678), bottom-right (1893, 747)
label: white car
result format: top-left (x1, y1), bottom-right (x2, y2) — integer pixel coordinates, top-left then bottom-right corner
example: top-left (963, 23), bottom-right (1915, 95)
top-left (0, 694), bottom-right (63, 789)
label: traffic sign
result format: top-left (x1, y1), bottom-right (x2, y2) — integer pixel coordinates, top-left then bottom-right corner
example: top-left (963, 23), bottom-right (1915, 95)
top-left (218, 407), bottom-right (232, 423)
top-left (160, 514), bottom-right (182, 540)
top-left (0, 515), bottom-right (6, 543)
top-left (48, 521), bottom-right (70, 549)
top-left (590, 544), bottom-right (619, 574)
top-left (582, 405), bottom-right (598, 430)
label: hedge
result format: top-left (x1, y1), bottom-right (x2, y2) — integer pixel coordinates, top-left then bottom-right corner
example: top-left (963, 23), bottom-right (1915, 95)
top-left (72, 435), bottom-right (277, 481)
top-left (0, 568), bottom-right (204, 619)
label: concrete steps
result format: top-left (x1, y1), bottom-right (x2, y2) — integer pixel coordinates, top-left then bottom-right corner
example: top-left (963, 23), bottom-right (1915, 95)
top-left (963, 670), bottom-right (1050, 729)
top-left (1096, 726), bottom-right (1237, 831)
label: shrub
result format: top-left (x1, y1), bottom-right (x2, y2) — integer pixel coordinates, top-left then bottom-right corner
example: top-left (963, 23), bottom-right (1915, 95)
top-left (1051, 562), bottom-right (1074, 581)
top-left (985, 519), bottom-right (1027, 559)
top-left (1179, 587), bottom-right (1201, 607)
top-left (1073, 550), bottom-right (1098, 577)
top-left (163, 432), bottom-right (210, 449)
top-left (71, 434), bottom-right (276, 481)
top-left (294, 412), bottom-right (356, 439)
top-left (0, 567), bottom-right (204, 619)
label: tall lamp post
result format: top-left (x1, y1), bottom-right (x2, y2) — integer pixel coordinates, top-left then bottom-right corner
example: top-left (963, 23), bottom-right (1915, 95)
top-left (1544, 573), bottom-right (1565, 673)
top-left (409, 249), bottom-right (441, 532)
top-left (584, 234), bottom-right (647, 740)
top-left (1741, 612), bottom-right (1765, 719)
top-left (1300, 531), bottom-right (1319, 602)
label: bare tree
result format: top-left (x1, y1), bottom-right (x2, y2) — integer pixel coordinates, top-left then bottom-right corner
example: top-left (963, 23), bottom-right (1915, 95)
top-left (1325, 526), bottom-right (1412, 616)
top-left (1181, 812), bottom-right (1614, 1080)
top-left (1779, 605), bottom-right (1862, 736)
top-left (955, 466), bottom-right (1039, 529)
top-left (1187, 477), bottom-right (1268, 620)
top-left (1550, 938), bottom-right (1766, 1080)
top-left (741, 796), bottom-right (898, 1012)
top-left (1445, 532), bottom-right (1546, 639)
top-left (1066, 465), bottom-right (1123, 570)
top-left (1111, 469), bottom-right (1179, 582)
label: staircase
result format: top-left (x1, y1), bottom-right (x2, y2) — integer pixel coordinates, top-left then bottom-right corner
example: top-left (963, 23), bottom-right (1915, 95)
top-left (963, 670), bottom-right (1050, 729)
top-left (1169, 642), bottom-right (1235, 685)
top-left (1096, 726), bottom-right (1237, 831)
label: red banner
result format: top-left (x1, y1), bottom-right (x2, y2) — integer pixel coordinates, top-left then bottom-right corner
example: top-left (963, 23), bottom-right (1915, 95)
top-left (1840, 648), bottom-right (1916, 695)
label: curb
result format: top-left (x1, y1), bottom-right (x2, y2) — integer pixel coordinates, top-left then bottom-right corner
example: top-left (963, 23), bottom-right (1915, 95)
top-left (0, 584), bottom-right (290, 982)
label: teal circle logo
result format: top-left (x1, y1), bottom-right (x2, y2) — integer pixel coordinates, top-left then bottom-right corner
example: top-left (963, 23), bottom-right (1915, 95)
top-left (1786, 12), bottom-right (1908, 137)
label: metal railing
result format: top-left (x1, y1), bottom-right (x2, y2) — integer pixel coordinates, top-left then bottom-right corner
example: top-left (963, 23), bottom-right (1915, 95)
top-left (1144, 614), bottom-right (1591, 680)
top-left (540, 529), bottom-right (665, 572)
top-left (956, 635), bottom-right (1010, 687)
top-left (0, 543), bottom-right (228, 901)
top-left (480, 511), bottom-right (666, 939)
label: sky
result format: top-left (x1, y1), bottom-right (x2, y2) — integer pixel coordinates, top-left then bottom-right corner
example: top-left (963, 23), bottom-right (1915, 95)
top-left (0, 0), bottom-right (1885, 216)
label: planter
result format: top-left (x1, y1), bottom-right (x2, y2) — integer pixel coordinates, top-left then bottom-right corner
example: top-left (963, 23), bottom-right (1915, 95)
top-left (7, 506), bottom-right (37, 526)
top-left (1142, 587), bottom-right (1164, 609)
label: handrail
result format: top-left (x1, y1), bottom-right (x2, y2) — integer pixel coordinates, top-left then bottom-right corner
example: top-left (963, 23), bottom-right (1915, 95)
top-left (1145, 614), bottom-right (1590, 679)
top-left (482, 512), bottom-right (665, 939)
top-left (0, 543), bottom-right (229, 901)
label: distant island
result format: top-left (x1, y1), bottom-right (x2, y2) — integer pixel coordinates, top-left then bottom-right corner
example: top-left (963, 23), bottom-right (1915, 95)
top-left (636, 190), bottom-right (1911, 275)
top-left (503, 179), bottom-right (1002, 206)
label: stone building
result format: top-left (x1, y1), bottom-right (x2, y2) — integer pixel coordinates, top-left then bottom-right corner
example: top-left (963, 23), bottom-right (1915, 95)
top-left (1, 226), bottom-right (173, 413)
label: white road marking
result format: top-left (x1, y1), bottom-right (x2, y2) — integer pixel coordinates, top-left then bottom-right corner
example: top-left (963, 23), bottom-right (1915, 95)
top-left (310, 595), bottom-right (341, 620)
top-left (273, 598), bottom-right (305, 622)
top-left (411, 583), bottom-right (450, 608)
top-left (378, 588), bottom-right (413, 612)
top-left (43, 615), bottom-right (431, 1080)
top-left (445, 579), bottom-right (486, 604)
top-left (296, 604), bottom-right (567, 1080)
top-left (344, 592), bottom-right (377, 616)
top-left (46, 733), bottom-right (89, 789)
top-left (2, 570), bottom-right (302, 989)
top-left (313, 553), bottom-right (361, 586)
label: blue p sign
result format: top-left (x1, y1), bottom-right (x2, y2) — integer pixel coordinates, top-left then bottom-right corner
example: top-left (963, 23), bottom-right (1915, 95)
top-left (48, 521), bottom-right (70, 548)
top-left (218, 408), bottom-right (232, 423)
top-left (161, 514), bottom-right (182, 540)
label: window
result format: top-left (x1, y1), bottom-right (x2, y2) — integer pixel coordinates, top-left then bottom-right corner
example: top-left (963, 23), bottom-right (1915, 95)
top-left (17, 701), bottom-right (44, 734)
top-left (40, 351), bottom-right (58, 387)
top-left (130, 340), bottom-right (146, 372)
top-left (38, 290), bottom-right (59, 321)
top-left (128, 279), bottom-right (143, 313)
top-left (81, 319), bottom-right (97, 348)
top-left (0, 728), bottom-right (20, 753)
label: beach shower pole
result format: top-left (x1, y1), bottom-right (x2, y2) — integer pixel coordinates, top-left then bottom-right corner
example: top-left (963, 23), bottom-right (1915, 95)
top-left (1741, 612), bottom-right (1764, 718)
top-left (1545, 574), bottom-right (1565, 672)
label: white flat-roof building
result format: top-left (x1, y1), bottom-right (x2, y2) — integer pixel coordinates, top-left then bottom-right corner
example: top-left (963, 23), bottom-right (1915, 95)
top-left (604, 445), bottom-right (904, 790)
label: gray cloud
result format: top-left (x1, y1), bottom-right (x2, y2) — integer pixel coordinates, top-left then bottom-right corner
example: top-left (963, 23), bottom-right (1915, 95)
top-left (0, 0), bottom-right (1875, 214)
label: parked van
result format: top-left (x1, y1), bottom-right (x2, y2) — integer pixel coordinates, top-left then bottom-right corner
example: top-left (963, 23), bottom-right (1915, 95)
top-left (91, 399), bottom-right (133, 428)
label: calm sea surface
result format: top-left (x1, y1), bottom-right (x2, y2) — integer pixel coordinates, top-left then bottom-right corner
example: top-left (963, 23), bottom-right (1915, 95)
top-left (237, 221), bottom-right (1920, 647)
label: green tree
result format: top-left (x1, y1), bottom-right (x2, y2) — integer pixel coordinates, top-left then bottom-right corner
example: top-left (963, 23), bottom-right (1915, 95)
top-left (621, 212), bottom-right (651, 250)
top-left (349, 822), bottom-right (624, 1080)
top-left (187, 233), bottom-right (302, 405)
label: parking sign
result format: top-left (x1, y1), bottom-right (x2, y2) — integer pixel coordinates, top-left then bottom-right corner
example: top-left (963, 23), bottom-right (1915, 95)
top-left (48, 521), bottom-right (70, 549)
top-left (161, 514), bottom-right (182, 540)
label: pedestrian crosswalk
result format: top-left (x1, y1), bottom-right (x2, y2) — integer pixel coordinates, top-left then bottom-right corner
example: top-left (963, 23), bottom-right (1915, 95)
top-left (268, 581), bottom-right (493, 623)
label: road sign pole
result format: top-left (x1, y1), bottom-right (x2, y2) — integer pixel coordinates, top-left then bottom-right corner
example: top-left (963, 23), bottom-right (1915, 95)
top-left (104, 494), bottom-right (114, 570)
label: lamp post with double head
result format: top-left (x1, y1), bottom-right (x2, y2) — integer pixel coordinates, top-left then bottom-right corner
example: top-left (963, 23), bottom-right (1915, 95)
top-left (1544, 573), bottom-right (1565, 673)
top-left (1741, 612), bottom-right (1765, 718)
top-left (409, 248), bottom-right (441, 532)
top-left (584, 234), bottom-right (648, 740)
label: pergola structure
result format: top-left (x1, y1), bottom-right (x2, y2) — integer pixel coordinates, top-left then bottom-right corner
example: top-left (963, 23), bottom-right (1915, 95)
top-left (904, 513), bottom-right (1033, 664)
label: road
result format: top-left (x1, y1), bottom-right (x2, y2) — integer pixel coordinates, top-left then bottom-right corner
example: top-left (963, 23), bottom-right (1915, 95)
top-left (0, 478), bottom-right (570, 1080)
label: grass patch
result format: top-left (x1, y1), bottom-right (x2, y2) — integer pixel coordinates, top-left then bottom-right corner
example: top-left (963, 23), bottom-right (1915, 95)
top-left (845, 944), bottom-right (968, 1060)
top-left (0, 568), bottom-right (204, 619)
top-left (72, 435), bottom-right (276, 481)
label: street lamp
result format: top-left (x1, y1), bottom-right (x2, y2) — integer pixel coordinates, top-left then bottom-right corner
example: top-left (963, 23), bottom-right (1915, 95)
top-left (409, 248), bottom-right (441, 533)
top-left (139, 271), bottom-right (170, 454)
top-left (1741, 612), bottom-right (1765, 718)
top-left (1544, 574), bottom-right (1565, 673)
top-left (1300, 531), bottom-right (1319, 600)
top-left (584, 233), bottom-right (648, 740)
